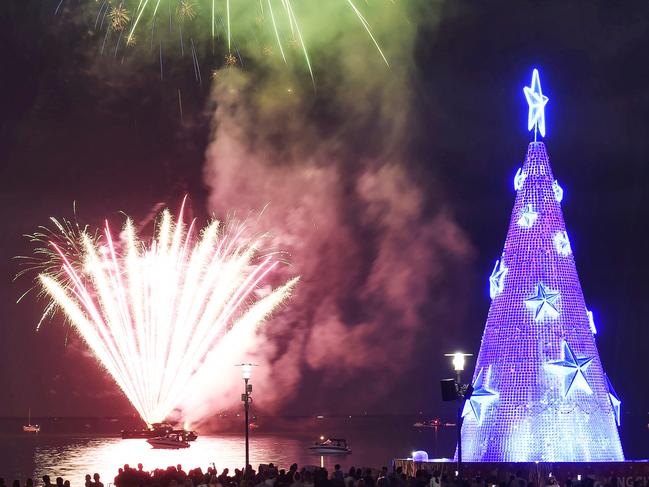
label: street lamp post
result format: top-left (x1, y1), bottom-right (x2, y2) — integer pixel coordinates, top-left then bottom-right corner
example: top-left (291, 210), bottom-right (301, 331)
top-left (237, 363), bottom-right (256, 471)
top-left (444, 352), bottom-right (473, 481)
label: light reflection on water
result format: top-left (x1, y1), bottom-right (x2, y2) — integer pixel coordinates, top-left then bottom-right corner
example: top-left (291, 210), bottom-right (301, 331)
top-left (0, 418), bottom-right (448, 485)
top-left (32, 436), bottom-right (306, 486)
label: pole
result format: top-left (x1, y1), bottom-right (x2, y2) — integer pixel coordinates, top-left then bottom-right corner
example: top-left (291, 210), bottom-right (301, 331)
top-left (456, 369), bottom-right (463, 482)
top-left (457, 403), bottom-right (463, 481)
top-left (244, 377), bottom-right (250, 471)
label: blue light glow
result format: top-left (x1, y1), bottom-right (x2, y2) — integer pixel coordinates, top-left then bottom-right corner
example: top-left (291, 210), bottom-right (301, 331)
top-left (489, 259), bottom-right (508, 299)
top-left (553, 179), bottom-right (564, 202)
top-left (605, 376), bottom-right (622, 427)
top-left (546, 340), bottom-right (594, 396)
top-left (553, 230), bottom-right (572, 256)
top-left (517, 203), bottom-right (538, 228)
top-left (587, 309), bottom-right (597, 335)
top-left (514, 167), bottom-right (527, 191)
top-left (523, 68), bottom-right (549, 139)
top-left (525, 282), bottom-right (560, 321)
top-left (462, 366), bottom-right (498, 424)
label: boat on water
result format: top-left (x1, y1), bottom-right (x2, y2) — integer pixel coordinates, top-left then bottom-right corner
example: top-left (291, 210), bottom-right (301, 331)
top-left (122, 422), bottom-right (198, 441)
top-left (147, 433), bottom-right (190, 449)
top-left (171, 429), bottom-right (198, 441)
top-left (121, 422), bottom-right (174, 439)
top-left (23, 409), bottom-right (40, 433)
top-left (413, 418), bottom-right (442, 428)
top-left (309, 438), bottom-right (352, 454)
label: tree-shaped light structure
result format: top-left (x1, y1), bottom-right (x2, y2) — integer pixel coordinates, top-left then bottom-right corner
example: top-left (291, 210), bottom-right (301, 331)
top-left (460, 69), bottom-right (624, 462)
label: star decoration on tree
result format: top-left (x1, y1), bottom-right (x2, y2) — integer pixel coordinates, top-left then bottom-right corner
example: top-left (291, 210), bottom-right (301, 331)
top-left (552, 180), bottom-right (564, 203)
top-left (523, 68), bottom-right (549, 139)
top-left (517, 204), bottom-right (538, 228)
top-left (605, 375), bottom-right (622, 426)
top-left (489, 259), bottom-right (508, 299)
top-left (546, 340), bottom-right (594, 397)
top-left (514, 167), bottom-right (527, 191)
top-left (586, 309), bottom-right (597, 335)
top-left (525, 282), bottom-right (560, 321)
top-left (462, 366), bottom-right (498, 424)
top-left (553, 230), bottom-right (572, 256)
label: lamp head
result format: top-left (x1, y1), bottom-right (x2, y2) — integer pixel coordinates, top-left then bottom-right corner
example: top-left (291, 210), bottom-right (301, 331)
top-left (236, 363), bottom-right (257, 380)
top-left (444, 352), bottom-right (472, 372)
top-left (452, 352), bottom-right (465, 371)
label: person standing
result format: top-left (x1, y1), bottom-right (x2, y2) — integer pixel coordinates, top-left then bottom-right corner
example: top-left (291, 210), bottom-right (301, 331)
top-left (93, 473), bottom-right (104, 487)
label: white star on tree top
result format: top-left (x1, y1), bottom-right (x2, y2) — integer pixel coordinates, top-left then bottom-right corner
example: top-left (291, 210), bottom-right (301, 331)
top-left (524, 68), bottom-right (549, 140)
top-left (525, 282), bottom-right (560, 321)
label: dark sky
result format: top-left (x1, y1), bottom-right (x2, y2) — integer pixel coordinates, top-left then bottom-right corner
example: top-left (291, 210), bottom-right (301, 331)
top-left (1, 1), bottom-right (648, 456)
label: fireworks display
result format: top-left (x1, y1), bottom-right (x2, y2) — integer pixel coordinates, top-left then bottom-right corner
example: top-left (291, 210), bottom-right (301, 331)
top-left (29, 200), bottom-right (297, 425)
top-left (80, 0), bottom-right (388, 80)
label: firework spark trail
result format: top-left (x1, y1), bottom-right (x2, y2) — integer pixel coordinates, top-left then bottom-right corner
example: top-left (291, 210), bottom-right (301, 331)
top-left (78, 0), bottom-right (388, 77)
top-left (34, 202), bottom-right (297, 424)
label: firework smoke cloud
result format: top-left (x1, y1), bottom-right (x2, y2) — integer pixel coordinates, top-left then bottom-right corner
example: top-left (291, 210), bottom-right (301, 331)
top-left (195, 1), bottom-right (476, 422)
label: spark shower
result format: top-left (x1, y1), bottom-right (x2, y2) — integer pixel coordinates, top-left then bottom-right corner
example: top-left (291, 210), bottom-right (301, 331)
top-left (28, 200), bottom-right (297, 425)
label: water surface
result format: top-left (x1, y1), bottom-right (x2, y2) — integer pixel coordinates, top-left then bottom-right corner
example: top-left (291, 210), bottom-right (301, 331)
top-left (0, 416), bottom-right (454, 485)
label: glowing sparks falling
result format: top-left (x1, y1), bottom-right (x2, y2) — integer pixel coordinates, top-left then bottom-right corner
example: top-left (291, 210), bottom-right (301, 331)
top-left (86, 0), bottom-right (388, 81)
top-left (33, 203), bottom-right (297, 424)
top-left (108, 4), bottom-right (130, 31)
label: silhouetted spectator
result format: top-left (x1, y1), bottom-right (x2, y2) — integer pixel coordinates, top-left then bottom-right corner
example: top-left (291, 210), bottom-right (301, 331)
top-left (377, 467), bottom-right (390, 487)
top-left (429, 470), bottom-right (440, 487)
top-left (93, 473), bottom-right (104, 487)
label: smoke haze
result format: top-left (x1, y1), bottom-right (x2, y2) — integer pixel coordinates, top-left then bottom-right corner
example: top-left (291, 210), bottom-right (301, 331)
top-left (193, 1), bottom-right (476, 423)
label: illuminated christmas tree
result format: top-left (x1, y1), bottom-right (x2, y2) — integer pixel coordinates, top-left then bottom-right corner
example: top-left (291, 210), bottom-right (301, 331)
top-left (460, 69), bottom-right (624, 462)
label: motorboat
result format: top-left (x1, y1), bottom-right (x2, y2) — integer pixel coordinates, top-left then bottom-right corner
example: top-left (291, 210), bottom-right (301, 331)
top-left (23, 409), bottom-right (40, 433)
top-left (171, 429), bottom-right (198, 441)
top-left (121, 422), bottom-right (174, 439)
top-left (147, 433), bottom-right (190, 449)
top-left (309, 438), bottom-right (351, 454)
top-left (413, 418), bottom-right (442, 428)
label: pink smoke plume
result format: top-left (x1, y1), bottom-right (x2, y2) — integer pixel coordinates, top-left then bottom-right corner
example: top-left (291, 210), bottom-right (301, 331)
top-left (188, 66), bottom-right (475, 423)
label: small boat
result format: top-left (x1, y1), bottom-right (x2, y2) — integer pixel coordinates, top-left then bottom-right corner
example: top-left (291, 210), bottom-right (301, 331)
top-left (147, 433), bottom-right (190, 449)
top-left (121, 422), bottom-right (174, 439)
top-left (309, 438), bottom-right (352, 454)
top-left (413, 418), bottom-right (442, 428)
top-left (171, 429), bottom-right (198, 441)
top-left (23, 409), bottom-right (40, 433)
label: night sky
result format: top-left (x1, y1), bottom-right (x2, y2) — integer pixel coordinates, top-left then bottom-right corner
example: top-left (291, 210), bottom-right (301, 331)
top-left (1, 1), bottom-right (648, 456)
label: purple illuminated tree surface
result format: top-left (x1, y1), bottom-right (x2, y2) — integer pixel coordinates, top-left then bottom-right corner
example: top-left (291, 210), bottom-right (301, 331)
top-left (460, 70), bottom-right (624, 462)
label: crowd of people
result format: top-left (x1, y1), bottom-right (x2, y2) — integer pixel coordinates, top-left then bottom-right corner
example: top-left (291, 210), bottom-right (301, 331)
top-left (0, 463), bottom-right (640, 487)
top-left (110, 463), bottom-right (405, 487)
top-left (0, 475), bottom-right (73, 487)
